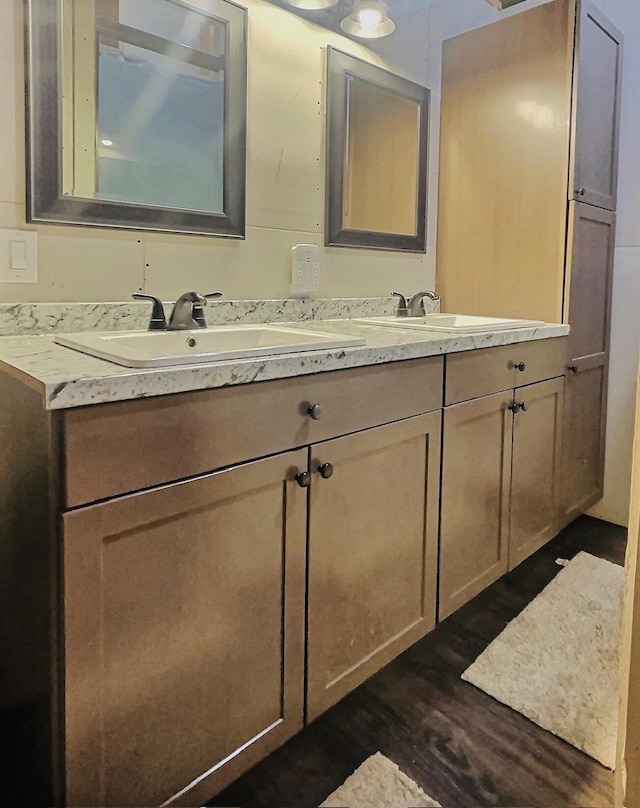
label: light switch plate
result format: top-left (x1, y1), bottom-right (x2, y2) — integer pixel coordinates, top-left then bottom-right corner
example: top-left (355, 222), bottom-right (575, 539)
top-left (0, 229), bottom-right (38, 283)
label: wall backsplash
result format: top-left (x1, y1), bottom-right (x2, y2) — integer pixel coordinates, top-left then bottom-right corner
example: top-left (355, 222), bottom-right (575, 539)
top-left (0, 0), bottom-right (438, 304)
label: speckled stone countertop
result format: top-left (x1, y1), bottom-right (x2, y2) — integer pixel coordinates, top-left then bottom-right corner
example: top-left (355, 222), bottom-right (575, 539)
top-left (0, 315), bottom-right (569, 411)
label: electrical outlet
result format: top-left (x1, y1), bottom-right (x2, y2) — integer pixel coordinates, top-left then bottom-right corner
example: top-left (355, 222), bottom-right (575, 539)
top-left (290, 244), bottom-right (320, 299)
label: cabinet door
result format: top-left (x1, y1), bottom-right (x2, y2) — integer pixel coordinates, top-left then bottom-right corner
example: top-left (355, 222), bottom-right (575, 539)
top-left (510, 377), bottom-right (564, 568)
top-left (561, 202), bottom-right (614, 525)
top-left (562, 355), bottom-right (608, 524)
top-left (63, 450), bottom-right (307, 808)
top-left (306, 412), bottom-right (441, 721)
top-left (571, 0), bottom-right (623, 210)
top-left (439, 392), bottom-right (513, 620)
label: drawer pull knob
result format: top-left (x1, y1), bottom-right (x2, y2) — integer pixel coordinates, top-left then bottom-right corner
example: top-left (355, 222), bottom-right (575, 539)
top-left (568, 363), bottom-right (578, 374)
top-left (307, 403), bottom-right (323, 420)
top-left (295, 471), bottom-right (311, 488)
top-left (514, 362), bottom-right (526, 372)
top-left (508, 402), bottom-right (520, 413)
top-left (318, 462), bottom-right (334, 479)
top-left (520, 401), bottom-right (528, 412)
top-left (577, 187), bottom-right (586, 195)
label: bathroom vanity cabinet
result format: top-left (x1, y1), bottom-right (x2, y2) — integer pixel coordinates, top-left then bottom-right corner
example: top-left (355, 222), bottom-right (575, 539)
top-left (1, 335), bottom-right (574, 807)
top-left (439, 340), bottom-right (566, 618)
top-left (436, 0), bottom-right (621, 527)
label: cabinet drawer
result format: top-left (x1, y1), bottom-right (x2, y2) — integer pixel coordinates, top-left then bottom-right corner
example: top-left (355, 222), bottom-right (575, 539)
top-left (64, 357), bottom-right (443, 507)
top-left (445, 337), bottom-right (567, 405)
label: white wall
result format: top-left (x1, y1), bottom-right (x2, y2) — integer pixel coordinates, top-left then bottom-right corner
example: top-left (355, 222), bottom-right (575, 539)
top-left (0, 0), bottom-right (433, 303)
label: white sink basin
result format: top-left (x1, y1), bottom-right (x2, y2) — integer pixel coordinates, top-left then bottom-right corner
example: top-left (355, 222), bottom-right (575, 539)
top-left (55, 325), bottom-right (366, 368)
top-left (355, 313), bottom-right (545, 333)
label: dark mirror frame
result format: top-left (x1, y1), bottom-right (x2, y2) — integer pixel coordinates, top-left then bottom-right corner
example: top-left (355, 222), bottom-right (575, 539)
top-left (25, 0), bottom-right (247, 238)
top-left (325, 47), bottom-right (430, 253)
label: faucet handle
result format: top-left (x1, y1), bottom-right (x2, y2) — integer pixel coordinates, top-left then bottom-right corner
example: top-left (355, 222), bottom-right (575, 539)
top-left (392, 291), bottom-right (409, 317)
top-left (131, 292), bottom-right (167, 331)
top-left (193, 291), bottom-right (223, 327)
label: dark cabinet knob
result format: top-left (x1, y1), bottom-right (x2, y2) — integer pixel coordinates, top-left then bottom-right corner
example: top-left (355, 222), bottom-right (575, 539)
top-left (307, 403), bottom-right (323, 420)
top-left (295, 471), bottom-right (311, 488)
top-left (577, 187), bottom-right (586, 196)
top-left (318, 462), bottom-right (334, 479)
top-left (508, 402), bottom-right (520, 413)
top-left (520, 401), bottom-right (528, 412)
top-left (568, 364), bottom-right (578, 374)
top-left (514, 362), bottom-right (526, 372)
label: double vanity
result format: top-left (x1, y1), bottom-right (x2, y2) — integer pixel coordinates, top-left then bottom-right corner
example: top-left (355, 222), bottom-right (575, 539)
top-left (0, 299), bottom-right (570, 807)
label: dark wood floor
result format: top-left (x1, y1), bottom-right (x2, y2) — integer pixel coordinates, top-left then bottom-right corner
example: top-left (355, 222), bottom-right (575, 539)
top-left (208, 515), bottom-right (627, 808)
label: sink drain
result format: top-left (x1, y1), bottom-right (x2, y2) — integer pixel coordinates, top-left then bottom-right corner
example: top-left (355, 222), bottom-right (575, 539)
top-left (186, 336), bottom-right (198, 348)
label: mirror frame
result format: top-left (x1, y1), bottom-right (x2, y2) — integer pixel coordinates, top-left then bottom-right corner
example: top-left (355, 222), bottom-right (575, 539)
top-left (325, 47), bottom-right (430, 253)
top-left (25, 0), bottom-right (247, 237)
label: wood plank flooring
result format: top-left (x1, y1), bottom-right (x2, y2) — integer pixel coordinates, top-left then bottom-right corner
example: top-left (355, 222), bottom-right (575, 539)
top-left (208, 515), bottom-right (626, 808)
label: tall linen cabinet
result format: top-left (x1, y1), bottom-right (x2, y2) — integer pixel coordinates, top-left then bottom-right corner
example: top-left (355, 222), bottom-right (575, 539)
top-left (436, 0), bottom-right (622, 526)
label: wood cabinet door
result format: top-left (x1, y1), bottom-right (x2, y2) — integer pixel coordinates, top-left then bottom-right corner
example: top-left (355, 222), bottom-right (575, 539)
top-left (565, 202), bottom-right (616, 362)
top-left (63, 450), bottom-right (307, 808)
top-left (306, 412), bottom-right (441, 721)
top-left (562, 355), bottom-right (608, 525)
top-left (571, 0), bottom-right (623, 210)
top-left (439, 391), bottom-right (513, 620)
top-left (509, 377), bottom-right (564, 568)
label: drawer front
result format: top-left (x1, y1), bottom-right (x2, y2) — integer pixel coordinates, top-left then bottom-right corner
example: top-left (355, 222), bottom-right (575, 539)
top-left (445, 337), bottom-right (567, 405)
top-left (64, 357), bottom-right (443, 507)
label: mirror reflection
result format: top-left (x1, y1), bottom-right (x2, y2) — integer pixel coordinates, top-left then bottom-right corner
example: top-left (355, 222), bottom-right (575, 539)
top-left (326, 47), bottom-right (429, 252)
top-left (28, 0), bottom-right (246, 236)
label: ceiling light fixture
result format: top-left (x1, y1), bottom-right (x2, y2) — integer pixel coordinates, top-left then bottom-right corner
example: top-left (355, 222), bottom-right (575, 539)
top-left (282, 0), bottom-right (339, 10)
top-left (340, 1), bottom-right (395, 38)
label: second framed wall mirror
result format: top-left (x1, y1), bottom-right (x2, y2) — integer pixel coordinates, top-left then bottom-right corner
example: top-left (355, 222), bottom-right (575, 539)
top-left (325, 47), bottom-right (430, 252)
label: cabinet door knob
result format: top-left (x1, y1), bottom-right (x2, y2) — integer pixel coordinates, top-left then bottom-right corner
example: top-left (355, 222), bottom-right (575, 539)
top-left (520, 401), bottom-right (528, 412)
top-left (508, 402), bottom-right (520, 413)
top-left (295, 471), bottom-right (311, 488)
top-left (514, 361), bottom-right (526, 372)
top-left (568, 363), bottom-right (578, 374)
top-left (318, 462), bottom-right (334, 479)
top-left (307, 403), bottom-right (323, 420)
top-left (577, 187), bottom-right (586, 196)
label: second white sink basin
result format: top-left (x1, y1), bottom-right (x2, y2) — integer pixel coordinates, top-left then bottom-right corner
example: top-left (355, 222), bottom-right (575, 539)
top-left (355, 313), bottom-right (545, 333)
top-left (55, 324), bottom-right (366, 368)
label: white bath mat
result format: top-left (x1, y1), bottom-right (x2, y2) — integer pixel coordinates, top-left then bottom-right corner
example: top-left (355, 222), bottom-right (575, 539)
top-left (462, 551), bottom-right (624, 768)
top-left (320, 752), bottom-right (441, 808)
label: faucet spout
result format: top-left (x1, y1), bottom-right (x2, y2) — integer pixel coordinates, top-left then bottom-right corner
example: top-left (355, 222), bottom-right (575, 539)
top-left (408, 290), bottom-right (440, 317)
top-left (168, 291), bottom-right (209, 331)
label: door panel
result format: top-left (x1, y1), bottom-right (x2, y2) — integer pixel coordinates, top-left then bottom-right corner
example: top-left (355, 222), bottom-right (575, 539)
top-left (510, 377), bottom-right (564, 567)
top-left (306, 413), bottom-right (441, 721)
top-left (571, 0), bottom-right (623, 210)
top-left (564, 202), bottom-right (616, 360)
top-left (562, 358), bottom-right (608, 524)
top-left (63, 450), bottom-right (307, 808)
top-left (439, 392), bottom-right (513, 619)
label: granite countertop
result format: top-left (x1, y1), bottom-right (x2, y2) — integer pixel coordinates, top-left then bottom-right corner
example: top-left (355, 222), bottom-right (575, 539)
top-left (0, 318), bottom-right (569, 411)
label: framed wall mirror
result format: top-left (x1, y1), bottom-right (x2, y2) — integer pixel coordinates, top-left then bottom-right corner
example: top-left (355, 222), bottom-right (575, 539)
top-left (26, 0), bottom-right (247, 237)
top-left (325, 47), bottom-right (429, 252)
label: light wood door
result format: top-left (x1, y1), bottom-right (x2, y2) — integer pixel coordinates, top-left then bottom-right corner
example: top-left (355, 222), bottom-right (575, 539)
top-left (439, 391), bottom-right (513, 620)
top-left (306, 412), bottom-right (441, 721)
top-left (562, 355), bottom-right (608, 524)
top-left (509, 377), bottom-right (564, 568)
top-left (63, 450), bottom-right (307, 808)
top-left (571, 0), bottom-right (623, 210)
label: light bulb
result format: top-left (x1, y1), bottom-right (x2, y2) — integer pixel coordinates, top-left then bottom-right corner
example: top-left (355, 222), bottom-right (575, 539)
top-left (357, 7), bottom-right (382, 30)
